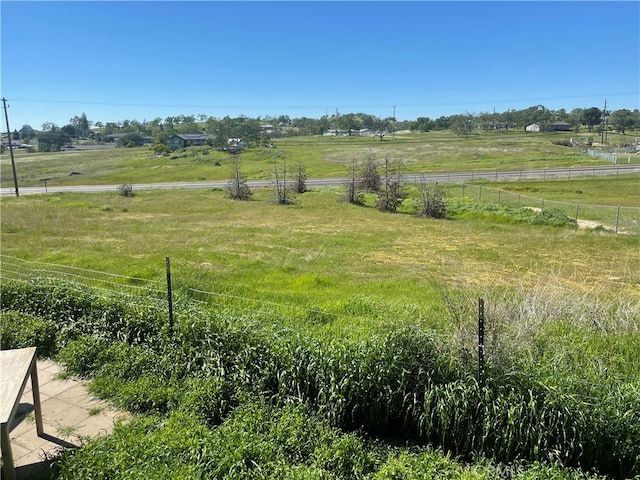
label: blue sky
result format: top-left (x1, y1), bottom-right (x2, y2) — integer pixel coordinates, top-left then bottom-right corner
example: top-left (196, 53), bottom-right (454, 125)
top-left (1, 1), bottom-right (638, 130)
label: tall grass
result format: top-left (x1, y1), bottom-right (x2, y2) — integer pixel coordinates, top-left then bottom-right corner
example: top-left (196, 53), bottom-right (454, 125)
top-left (2, 278), bottom-right (638, 477)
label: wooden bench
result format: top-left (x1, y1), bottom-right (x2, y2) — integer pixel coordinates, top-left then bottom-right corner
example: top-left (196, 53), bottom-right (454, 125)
top-left (1, 347), bottom-right (44, 480)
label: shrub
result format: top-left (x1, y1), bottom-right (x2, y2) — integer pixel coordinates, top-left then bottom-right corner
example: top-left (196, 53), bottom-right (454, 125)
top-left (118, 183), bottom-right (134, 197)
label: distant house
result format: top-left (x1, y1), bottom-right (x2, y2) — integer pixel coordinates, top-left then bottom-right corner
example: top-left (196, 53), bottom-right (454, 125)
top-left (167, 134), bottom-right (214, 150)
top-left (525, 123), bottom-right (540, 132)
top-left (544, 122), bottom-right (573, 132)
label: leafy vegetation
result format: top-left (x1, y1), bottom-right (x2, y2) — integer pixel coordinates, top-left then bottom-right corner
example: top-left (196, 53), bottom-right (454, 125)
top-left (1, 275), bottom-right (638, 478)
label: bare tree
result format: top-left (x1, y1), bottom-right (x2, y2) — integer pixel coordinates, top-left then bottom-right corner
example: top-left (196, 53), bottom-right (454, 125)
top-left (358, 150), bottom-right (381, 193)
top-left (416, 180), bottom-right (447, 219)
top-left (342, 159), bottom-right (364, 205)
top-left (273, 159), bottom-right (294, 205)
top-left (227, 156), bottom-right (252, 200)
top-left (291, 160), bottom-right (308, 194)
top-left (376, 156), bottom-right (405, 213)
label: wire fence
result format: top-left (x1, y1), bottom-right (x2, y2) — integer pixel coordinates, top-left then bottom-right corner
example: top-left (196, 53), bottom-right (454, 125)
top-left (438, 183), bottom-right (640, 234)
top-left (0, 255), bottom-right (408, 340)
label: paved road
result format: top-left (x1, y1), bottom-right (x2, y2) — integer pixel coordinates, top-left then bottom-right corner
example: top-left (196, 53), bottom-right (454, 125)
top-left (2, 165), bottom-right (639, 196)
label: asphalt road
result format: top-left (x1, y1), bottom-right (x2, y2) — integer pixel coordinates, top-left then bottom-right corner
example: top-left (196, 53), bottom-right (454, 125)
top-left (2, 165), bottom-right (639, 197)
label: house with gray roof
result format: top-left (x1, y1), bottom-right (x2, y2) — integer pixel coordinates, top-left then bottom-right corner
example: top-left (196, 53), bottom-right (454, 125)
top-left (168, 134), bottom-right (214, 150)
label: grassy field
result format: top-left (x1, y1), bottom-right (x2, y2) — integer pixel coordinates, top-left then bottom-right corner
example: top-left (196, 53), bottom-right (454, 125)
top-left (1, 131), bottom-right (639, 478)
top-left (4, 130), bottom-right (638, 188)
top-left (1, 180), bottom-right (638, 334)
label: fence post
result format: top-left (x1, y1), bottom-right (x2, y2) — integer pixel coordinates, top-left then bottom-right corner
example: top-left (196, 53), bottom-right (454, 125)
top-left (495, 170), bottom-right (498, 181)
top-left (478, 298), bottom-right (485, 389)
top-left (462, 184), bottom-right (465, 197)
top-left (575, 203), bottom-right (579, 223)
top-left (498, 190), bottom-right (501, 203)
top-left (616, 205), bottom-right (620, 234)
top-left (166, 257), bottom-right (174, 331)
top-left (478, 185), bottom-right (482, 201)
top-left (517, 193), bottom-right (521, 208)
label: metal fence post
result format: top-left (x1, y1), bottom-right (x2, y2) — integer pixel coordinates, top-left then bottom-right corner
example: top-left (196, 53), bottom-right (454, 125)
top-left (478, 298), bottom-right (485, 389)
top-left (479, 185), bottom-right (482, 201)
top-left (166, 257), bottom-right (174, 331)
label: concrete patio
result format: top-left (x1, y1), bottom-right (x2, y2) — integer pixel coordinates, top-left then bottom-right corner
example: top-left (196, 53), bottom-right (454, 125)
top-left (6, 359), bottom-right (129, 479)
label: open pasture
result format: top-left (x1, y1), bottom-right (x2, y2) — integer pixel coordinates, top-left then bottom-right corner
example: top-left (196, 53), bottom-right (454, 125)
top-left (4, 130), bottom-right (635, 188)
top-left (1, 180), bottom-right (638, 330)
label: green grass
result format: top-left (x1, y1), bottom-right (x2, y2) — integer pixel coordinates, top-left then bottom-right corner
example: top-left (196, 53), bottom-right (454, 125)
top-left (4, 130), bottom-right (637, 188)
top-left (2, 183), bottom-right (638, 300)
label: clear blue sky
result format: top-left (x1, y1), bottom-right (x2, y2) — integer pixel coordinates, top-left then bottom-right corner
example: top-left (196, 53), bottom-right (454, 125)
top-left (1, 1), bottom-right (638, 130)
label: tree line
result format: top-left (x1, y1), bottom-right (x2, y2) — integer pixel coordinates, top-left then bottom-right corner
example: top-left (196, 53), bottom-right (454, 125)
top-left (8, 104), bottom-right (639, 152)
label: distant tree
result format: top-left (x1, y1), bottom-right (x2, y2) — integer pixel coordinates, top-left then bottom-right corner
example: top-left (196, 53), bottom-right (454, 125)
top-left (450, 114), bottom-right (474, 137)
top-left (41, 122), bottom-right (58, 132)
top-left (609, 109), bottom-right (637, 134)
top-left (12, 129), bottom-right (20, 140)
top-left (18, 125), bottom-right (36, 139)
top-left (338, 113), bottom-right (362, 136)
top-left (70, 113), bottom-right (91, 137)
top-left (582, 107), bottom-right (602, 132)
top-left (291, 160), bottom-right (308, 194)
top-left (376, 156), bottom-right (405, 213)
top-left (37, 130), bottom-right (71, 151)
top-left (411, 117), bottom-right (434, 132)
top-left (227, 156), bottom-right (252, 200)
top-left (61, 124), bottom-right (77, 137)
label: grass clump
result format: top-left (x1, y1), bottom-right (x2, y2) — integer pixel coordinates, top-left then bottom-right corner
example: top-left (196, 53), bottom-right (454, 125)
top-left (447, 198), bottom-right (576, 227)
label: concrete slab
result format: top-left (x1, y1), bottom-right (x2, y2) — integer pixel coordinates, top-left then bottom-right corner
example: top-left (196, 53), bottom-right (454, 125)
top-left (6, 359), bottom-right (129, 480)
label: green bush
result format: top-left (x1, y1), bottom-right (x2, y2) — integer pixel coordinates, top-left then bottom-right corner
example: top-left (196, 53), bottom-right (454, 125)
top-left (0, 310), bottom-right (57, 356)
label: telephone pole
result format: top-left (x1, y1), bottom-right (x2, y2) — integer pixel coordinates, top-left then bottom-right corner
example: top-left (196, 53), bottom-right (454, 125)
top-left (1, 97), bottom-right (19, 197)
top-left (392, 105), bottom-right (396, 140)
top-left (601, 99), bottom-right (607, 145)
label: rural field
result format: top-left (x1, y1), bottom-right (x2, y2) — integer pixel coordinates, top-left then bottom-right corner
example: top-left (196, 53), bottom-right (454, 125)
top-left (1, 130), bottom-right (639, 479)
top-left (3, 130), bottom-right (638, 188)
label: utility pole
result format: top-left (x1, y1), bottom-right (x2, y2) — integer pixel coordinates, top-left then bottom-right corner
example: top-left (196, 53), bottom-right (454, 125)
top-left (392, 105), bottom-right (396, 140)
top-left (601, 99), bottom-right (607, 145)
top-left (1, 97), bottom-right (19, 197)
